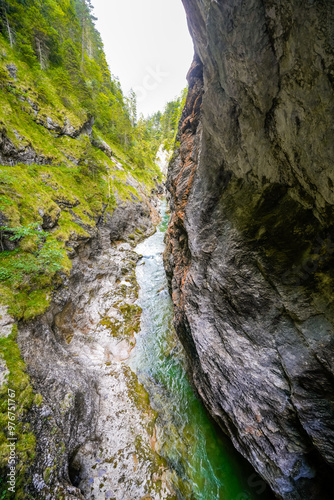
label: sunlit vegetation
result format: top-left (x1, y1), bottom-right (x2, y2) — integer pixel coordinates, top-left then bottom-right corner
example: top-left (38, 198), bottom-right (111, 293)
top-left (0, 0), bottom-right (164, 164)
top-left (0, 0), bottom-right (187, 320)
top-left (0, 0), bottom-right (169, 320)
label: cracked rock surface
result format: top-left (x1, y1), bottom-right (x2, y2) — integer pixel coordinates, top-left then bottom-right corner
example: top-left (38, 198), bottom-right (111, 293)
top-left (164, 1), bottom-right (334, 499)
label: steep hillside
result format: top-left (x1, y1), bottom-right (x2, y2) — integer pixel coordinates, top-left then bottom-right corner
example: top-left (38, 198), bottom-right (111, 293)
top-left (0, 0), bottom-right (163, 321)
top-left (165, 1), bottom-right (334, 499)
top-left (0, 1), bottom-right (167, 498)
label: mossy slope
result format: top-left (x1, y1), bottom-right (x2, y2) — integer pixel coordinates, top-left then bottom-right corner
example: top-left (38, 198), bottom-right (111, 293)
top-left (0, 2), bottom-right (162, 498)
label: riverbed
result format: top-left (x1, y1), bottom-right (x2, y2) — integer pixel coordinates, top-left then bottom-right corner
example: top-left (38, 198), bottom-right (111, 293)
top-left (130, 199), bottom-right (273, 500)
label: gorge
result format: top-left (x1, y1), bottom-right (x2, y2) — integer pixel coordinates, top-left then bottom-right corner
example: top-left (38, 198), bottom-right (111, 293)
top-left (0, 1), bottom-right (333, 499)
top-left (164, 0), bottom-right (334, 499)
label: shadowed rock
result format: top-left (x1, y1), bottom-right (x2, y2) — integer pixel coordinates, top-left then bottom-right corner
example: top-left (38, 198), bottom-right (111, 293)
top-left (164, 1), bottom-right (334, 498)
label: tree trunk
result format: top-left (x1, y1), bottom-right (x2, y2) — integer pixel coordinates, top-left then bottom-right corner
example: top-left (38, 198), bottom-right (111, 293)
top-left (5, 14), bottom-right (13, 48)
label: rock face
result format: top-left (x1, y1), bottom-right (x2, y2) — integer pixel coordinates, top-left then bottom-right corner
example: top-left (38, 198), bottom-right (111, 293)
top-left (0, 126), bottom-right (52, 166)
top-left (16, 195), bottom-right (173, 499)
top-left (0, 115), bottom-right (96, 167)
top-left (164, 1), bottom-right (334, 499)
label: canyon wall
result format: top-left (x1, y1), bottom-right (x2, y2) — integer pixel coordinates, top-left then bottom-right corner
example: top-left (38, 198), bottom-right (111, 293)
top-left (165, 1), bottom-right (334, 498)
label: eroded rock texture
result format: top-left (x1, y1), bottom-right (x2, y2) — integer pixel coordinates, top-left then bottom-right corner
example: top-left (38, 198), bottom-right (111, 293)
top-left (164, 1), bottom-right (334, 498)
top-left (17, 196), bottom-right (167, 499)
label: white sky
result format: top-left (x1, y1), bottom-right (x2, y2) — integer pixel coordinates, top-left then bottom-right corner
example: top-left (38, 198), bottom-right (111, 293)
top-left (91, 0), bottom-right (194, 117)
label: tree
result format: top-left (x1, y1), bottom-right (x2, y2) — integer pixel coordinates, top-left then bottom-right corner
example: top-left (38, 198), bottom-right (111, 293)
top-left (126, 88), bottom-right (137, 127)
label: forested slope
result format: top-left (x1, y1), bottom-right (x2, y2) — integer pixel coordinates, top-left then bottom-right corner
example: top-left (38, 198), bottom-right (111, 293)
top-left (0, 0), bottom-right (165, 320)
top-left (0, 1), bottom-right (176, 498)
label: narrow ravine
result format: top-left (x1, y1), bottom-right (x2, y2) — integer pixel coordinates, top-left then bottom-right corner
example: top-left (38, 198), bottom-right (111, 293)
top-left (129, 200), bottom-right (273, 500)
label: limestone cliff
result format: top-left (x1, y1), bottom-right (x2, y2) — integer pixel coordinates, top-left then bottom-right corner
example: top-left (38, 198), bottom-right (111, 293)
top-left (164, 1), bottom-right (334, 499)
top-left (0, 2), bottom-right (170, 497)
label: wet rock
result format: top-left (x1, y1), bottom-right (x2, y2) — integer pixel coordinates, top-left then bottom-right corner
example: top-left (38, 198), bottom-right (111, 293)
top-left (0, 354), bottom-right (8, 388)
top-left (0, 306), bottom-right (15, 338)
top-left (61, 118), bottom-right (76, 137)
top-left (54, 197), bottom-right (80, 209)
top-left (13, 192), bottom-right (171, 498)
top-left (26, 97), bottom-right (39, 117)
top-left (46, 115), bottom-right (62, 133)
top-left (89, 137), bottom-right (125, 171)
top-left (165, 1), bottom-right (334, 499)
top-left (19, 320), bottom-right (96, 499)
top-left (0, 211), bottom-right (20, 251)
top-left (0, 307), bottom-right (12, 386)
top-left (91, 136), bottom-right (113, 158)
top-left (36, 114), bottom-right (64, 135)
top-left (107, 199), bottom-right (155, 245)
top-left (59, 115), bottom-right (94, 139)
top-left (78, 116), bottom-right (94, 136)
top-left (38, 207), bottom-right (61, 230)
top-left (35, 114), bottom-right (94, 139)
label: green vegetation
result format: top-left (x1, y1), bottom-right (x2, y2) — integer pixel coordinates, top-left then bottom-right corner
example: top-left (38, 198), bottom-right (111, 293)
top-left (0, 2), bottom-right (181, 496)
top-left (0, 0), bottom-right (170, 320)
top-left (0, 0), bottom-right (162, 166)
top-left (0, 162), bottom-right (109, 320)
top-left (0, 326), bottom-right (41, 499)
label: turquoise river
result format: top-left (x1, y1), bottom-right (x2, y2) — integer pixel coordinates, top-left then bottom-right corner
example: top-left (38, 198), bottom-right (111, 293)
top-left (129, 200), bottom-right (274, 500)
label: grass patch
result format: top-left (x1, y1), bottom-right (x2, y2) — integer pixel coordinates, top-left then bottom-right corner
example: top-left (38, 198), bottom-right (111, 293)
top-left (0, 325), bottom-right (42, 499)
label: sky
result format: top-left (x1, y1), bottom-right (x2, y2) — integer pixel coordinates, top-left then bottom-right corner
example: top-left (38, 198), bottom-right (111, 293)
top-left (91, 0), bottom-right (194, 117)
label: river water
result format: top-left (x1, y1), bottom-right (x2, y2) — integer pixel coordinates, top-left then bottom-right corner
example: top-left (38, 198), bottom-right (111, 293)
top-left (129, 200), bottom-right (273, 500)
